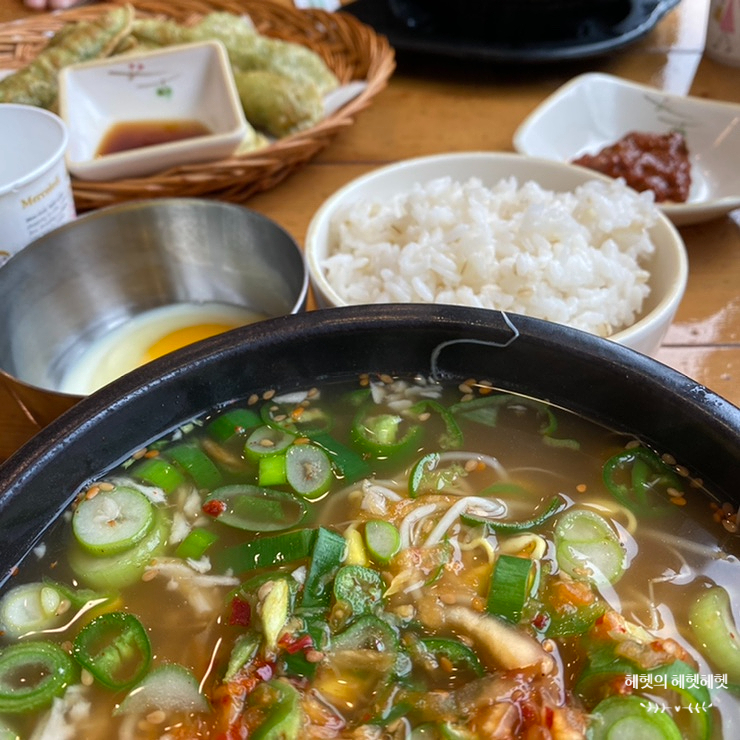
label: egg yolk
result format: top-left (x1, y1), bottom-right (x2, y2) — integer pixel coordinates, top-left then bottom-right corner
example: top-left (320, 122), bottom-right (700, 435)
top-left (142, 322), bottom-right (240, 364)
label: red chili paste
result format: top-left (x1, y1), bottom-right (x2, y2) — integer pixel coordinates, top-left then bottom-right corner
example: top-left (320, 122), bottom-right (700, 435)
top-left (572, 131), bottom-right (691, 203)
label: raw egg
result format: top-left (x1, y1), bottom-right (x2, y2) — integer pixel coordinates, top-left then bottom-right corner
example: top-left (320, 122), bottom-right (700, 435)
top-left (60, 302), bottom-right (264, 396)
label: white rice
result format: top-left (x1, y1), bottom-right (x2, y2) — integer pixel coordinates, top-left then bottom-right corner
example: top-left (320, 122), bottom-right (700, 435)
top-left (321, 175), bottom-right (659, 337)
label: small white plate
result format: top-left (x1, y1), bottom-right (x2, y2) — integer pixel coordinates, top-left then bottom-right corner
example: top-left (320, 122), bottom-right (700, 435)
top-left (59, 40), bottom-right (248, 181)
top-left (513, 73), bottom-right (740, 226)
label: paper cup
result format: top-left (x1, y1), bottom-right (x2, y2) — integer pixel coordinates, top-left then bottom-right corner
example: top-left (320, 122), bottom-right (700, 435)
top-left (706, 0), bottom-right (740, 66)
top-left (0, 104), bottom-right (76, 265)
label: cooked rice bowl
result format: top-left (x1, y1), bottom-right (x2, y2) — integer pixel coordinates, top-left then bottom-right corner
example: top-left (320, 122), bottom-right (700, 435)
top-left (322, 176), bottom-right (658, 338)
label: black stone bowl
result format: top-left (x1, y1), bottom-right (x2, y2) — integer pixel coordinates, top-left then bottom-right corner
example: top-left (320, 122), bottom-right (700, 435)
top-left (1, 304), bottom-right (739, 587)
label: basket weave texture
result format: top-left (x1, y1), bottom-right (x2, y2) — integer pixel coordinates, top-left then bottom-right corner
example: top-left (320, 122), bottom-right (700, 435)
top-left (0, 0), bottom-right (395, 212)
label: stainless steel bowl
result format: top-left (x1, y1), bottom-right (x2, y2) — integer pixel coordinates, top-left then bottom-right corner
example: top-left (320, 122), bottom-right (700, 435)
top-left (0, 198), bottom-right (307, 427)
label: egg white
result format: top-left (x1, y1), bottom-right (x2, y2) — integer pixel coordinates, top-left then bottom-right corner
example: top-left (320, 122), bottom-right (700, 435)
top-left (59, 302), bottom-right (263, 396)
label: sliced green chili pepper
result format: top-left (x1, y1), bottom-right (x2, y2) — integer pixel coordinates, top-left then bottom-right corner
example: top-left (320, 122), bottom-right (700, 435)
top-left (249, 679), bottom-right (301, 740)
top-left (419, 637), bottom-right (484, 678)
top-left (408, 400), bottom-right (464, 449)
top-left (285, 444), bottom-right (333, 499)
top-left (331, 615), bottom-right (398, 653)
top-left (0, 641), bottom-right (77, 714)
top-left (215, 528), bottom-right (317, 575)
top-left (351, 406), bottom-right (424, 459)
top-left (574, 649), bottom-right (637, 702)
top-left (175, 527), bottom-right (219, 561)
top-left (207, 407), bottom-right (262, 442)
top-left (450, 394), bottom-right (579, 449)
top-left (132, 456), bottom-right (186, 494)
top-left (301, 528), bottom-right (346, 611)
top-left (73, 611), bottom-right (151, 690)
top-left (602, 446), bottom-right (684, 516)
top-left (203, 484), bottom-right (306, 532)
top-left (165, 443), bottom-right (223, 490)
top-left (333, 565), bottom-right (384, 617)
top-left (72, 486), bottom-right (154, 557)
top-left (306, 431), bottom-right (371, 484)
top-left (487, 554), bottom-right (533, 624)
top-left (408, 453), bottom-right (466, 498)
top-left (462, 495), bottom-right (565, 533)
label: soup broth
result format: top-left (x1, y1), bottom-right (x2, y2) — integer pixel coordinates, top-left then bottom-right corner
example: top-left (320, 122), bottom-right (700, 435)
top-left (0, 376), bottom-right (738, 738)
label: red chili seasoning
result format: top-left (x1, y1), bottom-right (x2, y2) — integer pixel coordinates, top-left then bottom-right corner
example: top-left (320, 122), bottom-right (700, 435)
top-left (228, 597), bottom-right (252, 627)
top-left (202, 499), bottom-right (227, 517)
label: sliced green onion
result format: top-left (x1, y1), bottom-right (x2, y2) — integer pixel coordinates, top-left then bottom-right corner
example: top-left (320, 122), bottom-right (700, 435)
top-left (114, 664), bottom-right (209, 716)
top-left (244, 426), bottom-right (296, 462)
top-left (207, 408), bottom-right (261, 442)
top-left (175, 528), bottom-right (219, 561)
top-left (69, 511), bottom-right (168, 591)
top-left (364, 520), bottom-right (401, 564)
top-left (301, 528), bottom-right (346, 610)
top-left (285, 444), bottom-right (332, 499)
top-left (648, 661), bottom-right (713, 740)
top-left (165, 443), bottom-right (223, 490)
top-left (215, 528), bottom-right (317, 575)
top-left (588, 695), bottom-right (682, 740)
top-left (224, 633), bottom-right (260, 682)
top-left (0, 641), bottom-right (77, 714)
top-left (203, 484), bottom-right (306, 532)
top-left (487, 554), bottom-right (533, 623)
top-left (73, 611), bottom-right (151, 690)
top-left (554, 509), bottom-right (626, 587)
top-left (689, 585), bottom-right (740, 683)
top-left (132, 456), bottom-right (186, 495)
top-left (0, 582), bottom-right (69, 639)
top-left (72, 486), bottom-right (154, 557)
top-left (258, 454), bottom-right (287, 487)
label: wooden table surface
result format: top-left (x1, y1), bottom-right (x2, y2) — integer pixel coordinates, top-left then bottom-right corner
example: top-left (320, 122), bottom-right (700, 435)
top-left (1, 0), bottom-right (739, 464)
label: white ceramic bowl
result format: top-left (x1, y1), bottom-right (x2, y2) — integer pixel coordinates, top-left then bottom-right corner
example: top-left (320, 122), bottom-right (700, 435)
top-left (513, 72), bottom-right (740, 226)
top-left (58, 41), bottom-right (248, 181)
top-left (305, 151), bottom-right (688, 357)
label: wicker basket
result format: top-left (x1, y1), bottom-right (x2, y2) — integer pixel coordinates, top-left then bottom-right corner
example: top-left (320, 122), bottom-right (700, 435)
top-left (0, 0), bottom-right (395, 212)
